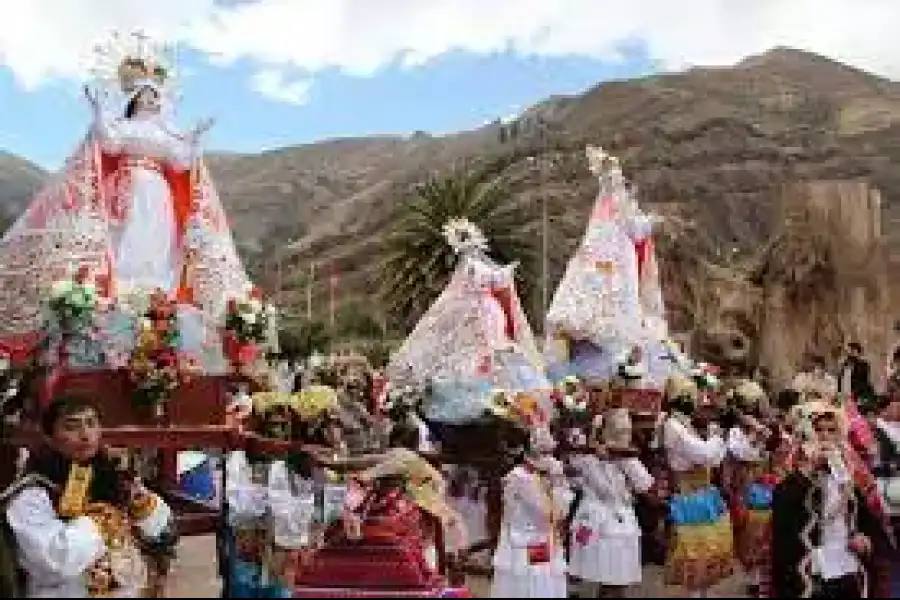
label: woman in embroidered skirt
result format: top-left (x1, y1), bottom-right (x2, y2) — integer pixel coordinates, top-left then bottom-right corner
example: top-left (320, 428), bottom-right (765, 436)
top-left (661, 375), bottom-right (733, 597)
top-left (569, 408), bottom-right (653, 597)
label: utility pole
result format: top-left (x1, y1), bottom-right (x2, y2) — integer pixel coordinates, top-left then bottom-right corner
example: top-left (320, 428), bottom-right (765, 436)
top-left (276, 254), bottom-right (283, 307)
top-left (306, 262), bottom-right (314, 321)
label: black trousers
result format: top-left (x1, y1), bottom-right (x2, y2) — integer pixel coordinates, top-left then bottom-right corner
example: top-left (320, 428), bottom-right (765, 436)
top-left (812, 573), bottom-right (862, 599)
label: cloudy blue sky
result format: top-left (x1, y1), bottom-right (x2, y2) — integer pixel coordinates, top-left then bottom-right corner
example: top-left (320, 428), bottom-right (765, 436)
top-left (0, 0), bottom-right (895, 169)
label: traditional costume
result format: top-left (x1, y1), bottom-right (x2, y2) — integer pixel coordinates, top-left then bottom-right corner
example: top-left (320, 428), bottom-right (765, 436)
top-left (661, 375), bottom-right (734, 593)
top-left (873, 413), bottom-right (900, 596)
top-left (772, 401), bottom-right (892, 598)
top-left (491, 429), bottom-right (572, 598)
top-left (569, 409), bottom-right (653, 587)
top-left (722, 380), bottom-right (776, 597)
top-left (4, 449), bottom-right (175, 598)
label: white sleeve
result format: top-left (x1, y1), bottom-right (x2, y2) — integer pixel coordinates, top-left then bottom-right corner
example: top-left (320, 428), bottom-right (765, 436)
top-left (664, 418), bottom-right (726, 467)
top-left (623, 214), bottom-right (654, 242)
top-left (133, 493), bottom-right (172, 540)
top-left (166, 136), bottom-right (196, 172)
top-left (619, 457), bottom-right (654, 494)
top-left (6, 487), bottom-right (106, 580)
top-left (94, 114), bottom-right (123, 154)
top-left (727, 427), bottom-right (762, 462)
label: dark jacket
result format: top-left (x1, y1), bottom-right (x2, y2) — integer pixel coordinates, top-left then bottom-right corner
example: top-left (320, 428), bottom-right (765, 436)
top-left (839, 356), bottom-right (874, 403)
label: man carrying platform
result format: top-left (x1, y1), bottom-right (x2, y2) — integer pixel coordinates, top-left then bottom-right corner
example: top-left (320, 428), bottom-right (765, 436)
top-left (2, 397), bottom-right (176, 597)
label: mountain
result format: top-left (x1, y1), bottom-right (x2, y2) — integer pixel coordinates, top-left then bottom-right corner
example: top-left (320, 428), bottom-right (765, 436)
top-left (1, 47), bottom-right (899, 355)
top-left (0, 151), bottom-right (45, 221)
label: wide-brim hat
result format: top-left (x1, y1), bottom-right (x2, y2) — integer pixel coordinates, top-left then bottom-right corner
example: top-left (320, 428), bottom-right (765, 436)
top-left (602, 407), bottom-right (634, 450)
top-left (665, 374), bottom-right (698, 403)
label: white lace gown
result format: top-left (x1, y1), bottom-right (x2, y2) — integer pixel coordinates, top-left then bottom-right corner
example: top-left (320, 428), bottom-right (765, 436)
top-left (491, 463), bottom-right (573, 598)
top-left (97, 114), bottom-right (194, 296)
top-left (568, 454), bottom-right (653, 585)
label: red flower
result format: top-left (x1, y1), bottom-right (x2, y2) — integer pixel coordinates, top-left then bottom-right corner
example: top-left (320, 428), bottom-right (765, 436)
top-left (226, 299), bottom-right (238, 314)
top-left (75, 264), bottom-right (92, 284)
top-left (156, 349), bottom-right (178, 368)
top-left (249, 287), bottom-right (263, 300)
top-left (237, 343), bottom-right (260, 366)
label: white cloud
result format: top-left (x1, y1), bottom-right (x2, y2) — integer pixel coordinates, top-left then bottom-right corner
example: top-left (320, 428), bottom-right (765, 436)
top-left (0, 0), bottom-right (898, 104)
top-left (251, 69), bottom-right (312, 105)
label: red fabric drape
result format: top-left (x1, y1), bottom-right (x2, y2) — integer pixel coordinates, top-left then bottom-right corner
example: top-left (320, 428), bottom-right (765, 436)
top-left (489, 286), bottom-right (516, 341)
top-left (634, 237), bottom-right (652, 280)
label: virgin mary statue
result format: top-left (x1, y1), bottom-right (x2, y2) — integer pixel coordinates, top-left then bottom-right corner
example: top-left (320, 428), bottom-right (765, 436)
top-left (0, 32), bottom-right (251, 347)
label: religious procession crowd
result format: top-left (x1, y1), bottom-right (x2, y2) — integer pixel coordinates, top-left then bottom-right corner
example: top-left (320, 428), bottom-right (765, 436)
top-left (313, 345), bottom-right (900, 600)
top-left (1, 30), bottom-right (899, 600)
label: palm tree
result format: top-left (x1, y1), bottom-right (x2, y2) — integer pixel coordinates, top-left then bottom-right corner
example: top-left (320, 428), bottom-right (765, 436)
top-left (381, 165), bottom-right (536, 332)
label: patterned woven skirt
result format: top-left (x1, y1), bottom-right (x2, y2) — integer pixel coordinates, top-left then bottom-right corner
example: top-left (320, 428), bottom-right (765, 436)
top-left (664, 486), bottom-right (735, 590)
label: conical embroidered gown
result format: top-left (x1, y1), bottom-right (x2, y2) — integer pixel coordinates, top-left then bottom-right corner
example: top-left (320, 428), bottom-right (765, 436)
top-left (387, 250), bottom-right (549, 423)
top-left (0, 97), bottom-right (251, 367)
top-left (545, 147), bottom-right (675, 388)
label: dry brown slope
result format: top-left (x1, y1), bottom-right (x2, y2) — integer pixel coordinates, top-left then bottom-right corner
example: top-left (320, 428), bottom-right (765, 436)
top-left (2, 47), bottom-right (900, 328)
top-left (205, 47), bottom-right (900, 322)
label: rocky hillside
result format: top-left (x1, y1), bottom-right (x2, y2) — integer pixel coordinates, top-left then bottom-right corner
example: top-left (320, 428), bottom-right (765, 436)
top-left (2, 47), bottom-right (899, 337)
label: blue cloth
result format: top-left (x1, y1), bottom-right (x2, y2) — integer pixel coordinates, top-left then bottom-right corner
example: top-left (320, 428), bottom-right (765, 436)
top-left (425, 378), bottom-right (495, 424)
top-left (228, 559), bottom-right (262, 598)
top-left (180, 461), bottom-right (215, 501)
top-left (493, 349), bottom-right (551, 392)
top-left (669, 486), bottom-right (727, 525)
top-left (744, 482), bottom-right (774, 511)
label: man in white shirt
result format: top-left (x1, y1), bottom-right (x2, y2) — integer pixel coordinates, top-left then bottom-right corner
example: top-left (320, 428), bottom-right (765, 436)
top-left (3, 397), bottom-right (175, 598)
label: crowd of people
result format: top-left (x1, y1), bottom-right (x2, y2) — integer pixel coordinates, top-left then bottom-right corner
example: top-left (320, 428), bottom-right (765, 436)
top-left (211, 343), bottom-right (899, 599)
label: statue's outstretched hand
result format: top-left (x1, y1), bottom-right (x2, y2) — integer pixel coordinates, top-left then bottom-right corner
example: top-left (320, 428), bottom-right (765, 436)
top-left (83, 84), bottom-right (99, 107)
top-left (190, 117), bottom-right (216, 142)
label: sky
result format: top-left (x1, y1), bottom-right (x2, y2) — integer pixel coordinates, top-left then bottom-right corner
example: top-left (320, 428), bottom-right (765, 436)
top-left (0, 0), bottom-right (898, 170)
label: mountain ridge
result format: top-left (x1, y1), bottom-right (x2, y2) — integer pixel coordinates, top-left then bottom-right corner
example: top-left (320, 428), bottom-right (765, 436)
top-left (1, 47), bottom-right (899, 335)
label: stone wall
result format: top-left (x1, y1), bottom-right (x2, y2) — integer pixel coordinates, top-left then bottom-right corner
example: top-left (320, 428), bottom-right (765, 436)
top-left (755, 181), bottom-right (890, 388)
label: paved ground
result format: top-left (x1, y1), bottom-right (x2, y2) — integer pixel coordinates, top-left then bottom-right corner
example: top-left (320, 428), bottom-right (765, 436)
top-left (166, 535), bottom-right (747, 598)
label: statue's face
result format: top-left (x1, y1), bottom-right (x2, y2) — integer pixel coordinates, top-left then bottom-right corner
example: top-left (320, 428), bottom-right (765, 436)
top-left (134, 86), bottom-right (161, 115)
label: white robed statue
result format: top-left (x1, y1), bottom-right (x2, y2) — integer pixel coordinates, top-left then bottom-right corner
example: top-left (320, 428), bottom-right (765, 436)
top-left (0, 31), bottom-right (250, 363)
top-left (387, 219), bottom-right (549, 423)
top-left (545, 145), bottom-right (672, 386)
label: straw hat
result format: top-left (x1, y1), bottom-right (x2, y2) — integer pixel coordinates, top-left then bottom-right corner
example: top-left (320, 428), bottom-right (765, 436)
top-left (665, 374), bottom-right (698, 403)
top-left (602, 407), bottom-right (633, 450)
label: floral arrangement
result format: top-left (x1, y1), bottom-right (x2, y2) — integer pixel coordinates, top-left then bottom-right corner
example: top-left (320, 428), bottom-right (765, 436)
top-left (45, 265), bottom-right (99, 334)
top-left (223, 286), bottom-right (276, 371)
top-left (126, 290), bottom-right (197, 409)
top-left (688, 362), bottom-right (720, 390)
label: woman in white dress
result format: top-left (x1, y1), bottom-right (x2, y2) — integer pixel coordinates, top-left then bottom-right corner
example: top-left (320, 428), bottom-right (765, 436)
top-left (491, 428), bottom-right (573, 598)
top-left (569, 408), bottom-right (653, 596)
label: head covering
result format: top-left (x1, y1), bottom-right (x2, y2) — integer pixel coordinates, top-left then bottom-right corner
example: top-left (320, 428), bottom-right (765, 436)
top-left (731, 378), bottom-right (768, 412)
top-left (602, 407), bottom-right (633, 450)
top-left (791, 370), bottom-right (838, 403)
top-left (789, 399), bottom-right (847, 442)
top-left (665, 374), bottom-right (698, 403)
top-left (528, 426), bottom-right (557, 455)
